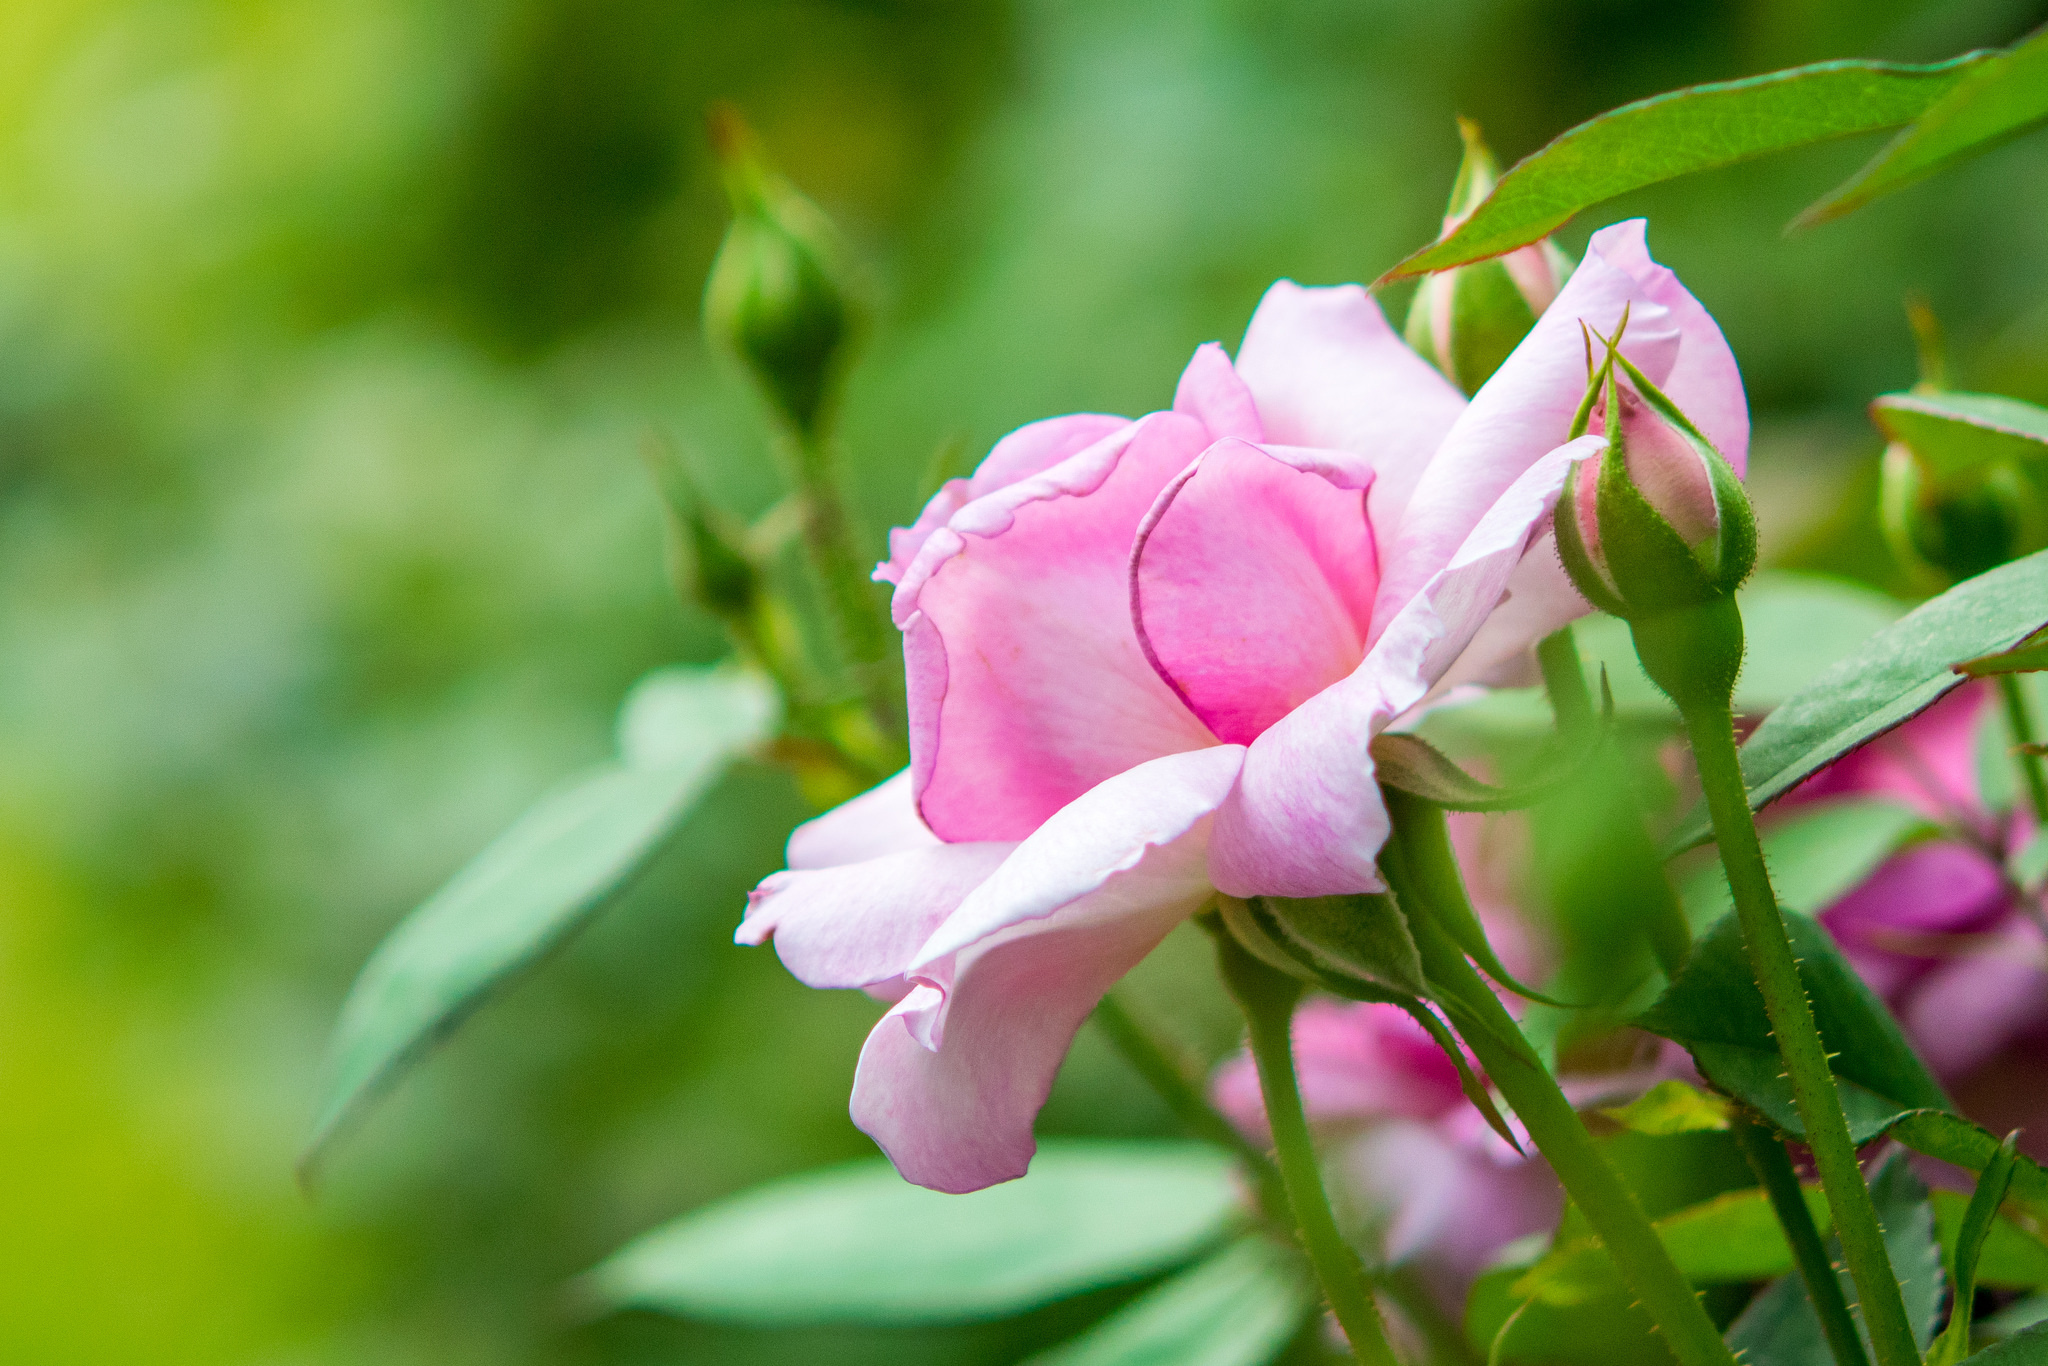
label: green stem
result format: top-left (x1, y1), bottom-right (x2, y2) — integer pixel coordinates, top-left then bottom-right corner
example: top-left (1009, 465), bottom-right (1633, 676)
top-left (1535, 627), bottom-right (1692, 979)
top-left (1683, 699), bottom-right (1922, 1366)
top-left (1997, 674), bottom-right (2048, 827)
top-left (1398, 904), bottom-right (1738, 1366)
top-left (1213, 934), bottom-right (1400, 1366)
top-left (793, 432), bottom-right (902, 726)
top-left (1092, 990), bottom-right (1289, 1223)
top-left (1733, 1115), bottom-right (1871, 1366)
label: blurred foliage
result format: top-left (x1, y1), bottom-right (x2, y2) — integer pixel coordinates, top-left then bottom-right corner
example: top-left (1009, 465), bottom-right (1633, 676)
top-left (5, 0), bottom-right (2048, 1361)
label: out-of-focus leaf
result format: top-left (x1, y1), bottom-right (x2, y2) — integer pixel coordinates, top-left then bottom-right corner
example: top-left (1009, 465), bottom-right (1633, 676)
top-left (1801, 26), bottom-right (2048, 226)
top-left (305, 663), bottom-right (779, 1170)
top-left (1598, 1080), bottom-right (1732, 1136)
top-left (1676, 797), bottom-right (1935, 932)
top-left (1984, 1297), bottom-right (2048, 1342)
top-left (1021, 1236), bottom-right (1311, 1366)
top-left (1516, 1185), bottom-right (1829, 1305)
top-left (1873, 391), bottom-right (2048, 481)
top-left (584, 1143), bottom-right (1243, 1325)
top-left (1726, 1154), bottom-right (1945, 1362)
top-left (1380, 56), bottom-right (1988, 279)
top-left (1636, 910), bottom-right (1949, 1142)
top-left (1668, 547), bottom-right (2048, 851)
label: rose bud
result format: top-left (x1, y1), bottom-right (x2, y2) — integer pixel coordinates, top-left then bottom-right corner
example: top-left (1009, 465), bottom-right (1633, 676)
top-left (1555, 340), bottom-right (1756, 708)
top-left (703, 104), bottom-right (859, 439)
top-left (1403, 119), bottom-right (1572, 397)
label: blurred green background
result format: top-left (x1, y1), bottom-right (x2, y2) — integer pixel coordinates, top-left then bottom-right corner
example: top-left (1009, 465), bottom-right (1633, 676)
top-left (5, 0), bottom-right (2048, 1361)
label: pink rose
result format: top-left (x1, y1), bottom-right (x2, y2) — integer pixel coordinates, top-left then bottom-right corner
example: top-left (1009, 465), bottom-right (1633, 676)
top-left (740, 221), bottom-right (1746, 1193)
top-left (1789, 684), bottom-right (2048, 1082)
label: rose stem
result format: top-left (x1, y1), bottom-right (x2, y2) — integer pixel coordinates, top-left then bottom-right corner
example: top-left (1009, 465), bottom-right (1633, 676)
top-left (1214, 933), bottom-right (1401, 1366)
top-left (1091, 990), bottom-right (1289, 1222)
top-left (1732, 1114), bottom-right (1872, 1366)
top-left (1386, 842), bottom-right (1738, 1366)
top-left (1682, 696), bottom-right (1922, 1366)
top-left (792, 428), bottom-right (904, 735)
top-left (1997, 674), bottom-right (2048, 826)
top-left (1535, 626), bottom-right (1692, 977)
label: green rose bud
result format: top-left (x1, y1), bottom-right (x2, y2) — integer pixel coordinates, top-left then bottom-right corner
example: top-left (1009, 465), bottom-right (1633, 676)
top-left (703, 106), bottom-right (858, 439)
top-left (1554, 339), bottom-right (1757, 711)
top-left (1403, 119), bottom-right (1571, 396)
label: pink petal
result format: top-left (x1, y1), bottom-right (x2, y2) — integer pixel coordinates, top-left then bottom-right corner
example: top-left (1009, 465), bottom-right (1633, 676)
top-left (1173, 342), bottom-right (1264, 442)
top-left (912, 745), bottom-right (1246, 967)
top-left (1335, 1122), bottom-right (1560, 1308)
top-left (1902, 920), bottom-right (2048, 1079)
top-left (1372, 220), bottom-right (1745, 639)
top-left (892, 413), bottom-right (1219, 842)
top-left (1232, 280), bottom-right (1467, 547)
top-left (786, 770), bottom-right (938, 871)
top-left (848, 748), bottom-right (1241, 1192)
top-left (1131, 438), bottom-right (1378, 746)
top-left (878, 414), bottom-right (1133, 585)
top-left (738, 841), bottom-right (1014, 990)
top-left (1208, 437), bottom-right (1601, 897)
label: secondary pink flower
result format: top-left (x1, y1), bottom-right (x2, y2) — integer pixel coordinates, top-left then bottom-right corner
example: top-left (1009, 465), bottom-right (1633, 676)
top-left (741, 221), bottom-right (1746, 1193)
top-left (1789, 683), bottom-right (2048, 1081)
top-left (1212, 1000), bottom-right (1561, 1308)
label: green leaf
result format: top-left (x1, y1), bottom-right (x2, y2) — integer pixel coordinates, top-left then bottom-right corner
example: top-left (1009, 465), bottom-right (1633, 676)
top-left (584, 1143), bottom-right (1243, 1325)
top-left (304, 663), bottom-right (779, 1170)
top-left (1726, 1153), bottom-right (1945, 1362)
top-left (1676, 797), bottom-right (1936, 933)
top-left (1960, 640), bottom-right (2048, 678)
top-left (1021, 1236), bottom-right (1311, 1366)
top-left (1934, 1133), bottom-right (2021, 1363)
top-left (1380, 55), bottom-right (1989, 280)
top-left (1801, 26), bottom-right (2048, 226)
top-left (1873, 391), bottom-right (2048, 481)
top-left (1933, 1185), bottom-right (2048, 1290)
top-left (1977, 1320), bottom-right (2048, 1362)
top-left (1668, 546), bottom-right (2048, 851)
top-left (1598, 1079), bottom-right (1732, 1136)
top-left (1636, 909), bottom-right (1950, 1142)
top-left (1891, 1111), bottom-right (2048, 1223)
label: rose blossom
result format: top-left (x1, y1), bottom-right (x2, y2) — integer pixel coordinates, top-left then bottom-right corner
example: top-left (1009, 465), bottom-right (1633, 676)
top-left (1787, 682), bottom-right (2048, 1082)
top-left (739, 221), bottom-right (1747, 1193)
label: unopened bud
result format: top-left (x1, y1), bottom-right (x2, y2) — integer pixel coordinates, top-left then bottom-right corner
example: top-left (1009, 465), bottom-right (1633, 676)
top-left (1879, 436), bottom-right (2041, 586)
top-left (1403, 120), bottom-right (1571, 396)
top-left (703, 106), bottom-right (857, 438)
top-left (1556, 340), bottom-right (1755, 619)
